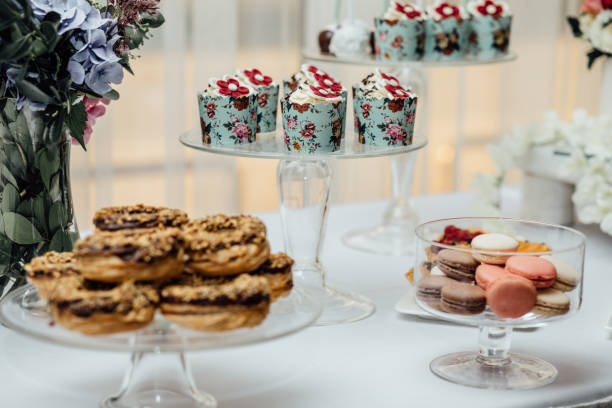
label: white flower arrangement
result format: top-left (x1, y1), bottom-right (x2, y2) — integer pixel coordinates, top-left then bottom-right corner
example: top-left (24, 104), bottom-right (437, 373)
top-left (473, 109), bottom-right (612, 235)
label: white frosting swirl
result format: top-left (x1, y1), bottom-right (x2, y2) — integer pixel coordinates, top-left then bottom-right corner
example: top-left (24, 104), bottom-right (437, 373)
top-left (288, 85), bottom-right (342, 105)
top-left (203, 75), bottom-right (255, 97)
top-left (427, 2), bottom-right (467, 21)
top-left (358, 69), bottom-right (415, 99)
top-left (382, 1), bottom-right (425, 21)
top-left (466, 0), bottom-right (510, 17)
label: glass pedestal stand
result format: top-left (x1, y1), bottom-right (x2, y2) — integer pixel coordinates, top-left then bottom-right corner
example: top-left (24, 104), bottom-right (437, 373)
top-left (430, 326), bottom-right (557, 390)
top-left (180, 130), bottom-right (427, 325)
top-left (0, 285), bottom-right (321, 408)
top-left (302, 49), bottom-right (518, 256)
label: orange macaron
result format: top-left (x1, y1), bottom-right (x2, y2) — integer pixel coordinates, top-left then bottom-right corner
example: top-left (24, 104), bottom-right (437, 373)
top-left (486, 275), bottom-right (537, 318)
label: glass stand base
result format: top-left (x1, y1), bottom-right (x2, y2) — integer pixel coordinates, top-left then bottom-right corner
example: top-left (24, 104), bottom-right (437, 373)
top-left (342, 224), bottom-right (415, 256)
top-left (430, 351), bottom-right (558, 390)
top-left (306, 285), bottom-right (375, 326)
top-left (100, 351), bottom-right (217, 408)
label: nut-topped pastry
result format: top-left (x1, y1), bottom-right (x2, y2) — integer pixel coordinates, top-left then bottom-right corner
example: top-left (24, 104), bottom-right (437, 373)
top-left (74, 227), bottom-right (185, 282)
top-left (48, 277), bottom-right (159, 335)
top-left (182, 215), bottom-right (270, 277)
top-left (250, 253), bottom-right (294, 300)
top-left (93, 204), bottom-right (188, 231)
top-left (160, 273), bottom-right (271, 332)
top-left (25, 251), bottom-right (79, 300)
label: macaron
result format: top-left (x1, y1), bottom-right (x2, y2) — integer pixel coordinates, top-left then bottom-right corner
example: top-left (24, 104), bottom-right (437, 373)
top-left (471, 233), bottom-right (519, 264)
top-left (486, 275), bottom-right (537, 318)
top-left (505, 255), bottom-right (557, 288)
top-left (475, 264), bottom-right (507, 290)
top-left (437, 249), bottom-right (479, 282)
top-left (533, 288), bottom-right (570, 316)
top-left (541, 255), bottom-right (578, 292)
top-left (416, 275), bottom-right (455, 303)
top-left (440, 281), bottom-right (486, 315)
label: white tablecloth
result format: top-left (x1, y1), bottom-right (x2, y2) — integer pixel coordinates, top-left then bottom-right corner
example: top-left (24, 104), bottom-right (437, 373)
top-left (2, 190), bottom-right (612, 408)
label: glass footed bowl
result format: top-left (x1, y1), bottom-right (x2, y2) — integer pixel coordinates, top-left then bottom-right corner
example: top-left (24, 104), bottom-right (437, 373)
top-left (413, 217), bottom-right (585, 390)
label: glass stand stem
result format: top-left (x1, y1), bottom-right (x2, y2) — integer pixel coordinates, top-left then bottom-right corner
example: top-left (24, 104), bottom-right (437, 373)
top-left (383, 153), bottom-right (419, 229)
top-left (278, 159), bottom-right (374, 325)
top-left (101, 350), bottom-right (216, 408)
top-left (476, 326), bottom-right (511, 367)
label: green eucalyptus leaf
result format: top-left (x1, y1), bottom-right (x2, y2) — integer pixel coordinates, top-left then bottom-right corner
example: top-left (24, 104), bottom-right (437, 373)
top-left (1, 183), bottom-right (19, 212)
top-left (48, 201), bottom-right (66, 234)
top-left (1, 164), bottom-right (18, 187)
top-left (103, 89), bottom-right (120, 100)
top-left (66, 101), bottom-right (87, 150)
top-left (0, 36), bottom-right (29, 61)
top-left (31, 38), bottom-right (47, 57)
top-left (15, 79), bottom-right (54, 105)
top-left (35, 146), bottom-right (59, 190)
top-left (9, 112), bottom-right (34, 163)
top-left (49, 173), bottom-right (61, 201)
top-left (141, 11), bottom-right (165, 28)
top-left (16, 198), bottom-right (34, 217)
top-left (3, 99), bottom-right (17, 122)
top-left (0, 234), bottom-right (11, 259)
top-left (31, 195), bottom-right (47, 236)
top-left (5, 143), bottom-right (27, 180)
top-left (49, 229), bottom-right (72, 252)
top-left (2, 211), bottom-right (43, 244)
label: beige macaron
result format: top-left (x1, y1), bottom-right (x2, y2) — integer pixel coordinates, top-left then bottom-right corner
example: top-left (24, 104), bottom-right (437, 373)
top-left (471, 233), bottom-right (519, 265)
top-left (541, 255), bottom-right (579, 292)
top-left (533, 288), bottom-right (570, 316)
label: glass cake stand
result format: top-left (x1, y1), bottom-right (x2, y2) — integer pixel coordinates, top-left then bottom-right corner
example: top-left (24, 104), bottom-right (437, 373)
top-left (180, 129), bottom-right (427, 325)
top-left (413, 217), bottom-right (586, 390)
top-left (0, 284), bottom-right (321, 408)
top-left (302, 49), bottom-right (518, 256)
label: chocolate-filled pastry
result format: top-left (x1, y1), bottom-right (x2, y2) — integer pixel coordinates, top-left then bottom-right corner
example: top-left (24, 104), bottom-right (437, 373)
top-left (182, 215), bottom-right (270, 277)
top-left (250, 253), bottom-right (293, 301)
top-left (48, 277), bottom-right (159, 335)
top-left (160, 273), bottom-right (271, 332)
top-left (74, 227), bottom-right (184, 282)
top-left (25, 251), bottom-right (80, 300)
top-left (93, 204), bottom-right (188, 231)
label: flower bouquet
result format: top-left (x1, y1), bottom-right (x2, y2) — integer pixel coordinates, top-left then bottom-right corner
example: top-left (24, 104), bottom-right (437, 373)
top-left (567, 0), bottom-right (612, 68)
top-left (0, 0), bottom-right (164, 294)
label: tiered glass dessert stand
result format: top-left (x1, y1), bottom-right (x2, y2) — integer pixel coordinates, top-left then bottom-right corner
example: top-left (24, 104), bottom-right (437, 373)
top-left (301, 49), bottom-right (518, 256)
top-left (180, 129), bottom-right (427, 325)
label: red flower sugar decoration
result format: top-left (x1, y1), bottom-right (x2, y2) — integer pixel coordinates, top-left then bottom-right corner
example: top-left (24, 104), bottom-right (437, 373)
top-left (394, 2), bottom-right (422, 19)
top-left (476, 0), bottom-right (503, 17)
top-left (217, 78), bottom-right (250, 97)
top-left (309, 85), bottom-right (341, 99)
top-left (244, 69), bottom-right (273, 86)
top-left (380, 71), bottom-right (401, 87)
top-left (314, 72), bottom-right (342, 92)
top-left (435, 2), bottom-right (461, 19)
top-left (384, 84), bottom-right (410, 99)
top-left (307, 65), bottom-right (321, 75)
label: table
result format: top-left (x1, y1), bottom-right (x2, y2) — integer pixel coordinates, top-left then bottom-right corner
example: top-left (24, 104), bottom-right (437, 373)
top-left (2, 189), bottom-right (612, 408)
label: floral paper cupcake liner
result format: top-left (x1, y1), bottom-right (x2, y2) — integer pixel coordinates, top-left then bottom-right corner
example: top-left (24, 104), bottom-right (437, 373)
top-left (198, 77), bottom-right (257, 145)
top-left (374, 18), bottom-right (424, 61)
top-left (467, 1), bottom-right (512, 59)
top-left (424, 2), bottom-right (470, 61)
top-left (281, 87), bottom-right (346, 154)
top-left (353, 71), bottom-right (416, 146)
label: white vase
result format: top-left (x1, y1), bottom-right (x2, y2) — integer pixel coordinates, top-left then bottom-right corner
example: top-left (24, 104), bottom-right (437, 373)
top-left (599, 58), bottom-right (612, 115)
top-left (520, 172), bottom-right (575, 225)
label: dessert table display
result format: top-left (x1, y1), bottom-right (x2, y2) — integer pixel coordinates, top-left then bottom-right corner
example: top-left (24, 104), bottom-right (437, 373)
top-left (180, 130), bottom-right (427, 326)
top-left (2, 190), bottom-right (612, 407)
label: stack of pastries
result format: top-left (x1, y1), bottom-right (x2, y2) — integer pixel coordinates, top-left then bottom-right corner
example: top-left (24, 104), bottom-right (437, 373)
top-left (25, 205), bottom-right (293, 335)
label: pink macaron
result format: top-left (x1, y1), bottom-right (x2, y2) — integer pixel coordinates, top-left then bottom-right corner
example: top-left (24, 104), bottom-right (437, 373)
top-left (505, 255), bottom-right (557, 288)
top-left (486, 275), bottom-right (537, 318)
top-left (475, 264), bottom-right (508, 290)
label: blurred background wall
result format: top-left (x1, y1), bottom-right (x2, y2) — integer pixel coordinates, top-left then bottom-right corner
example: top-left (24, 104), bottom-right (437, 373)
top-left (71, 0), bottom-right (600, 231)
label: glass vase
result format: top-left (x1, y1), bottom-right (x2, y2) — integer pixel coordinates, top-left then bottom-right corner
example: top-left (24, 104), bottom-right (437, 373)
top-left (0, 101), bottom-right (79, 296)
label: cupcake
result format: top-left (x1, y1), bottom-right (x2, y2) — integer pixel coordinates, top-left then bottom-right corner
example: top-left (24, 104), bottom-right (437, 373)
top-left (424, 2), bottom-right (470, 61)
top-left (353, 69), bottom-right (417, 146)
top-left (198, 75), bottom-right (257, 145)
top-left (236, 68), bottom-right (279, 133)
top-left (375, 1), bottom-right (425, 61)
top-left (281, 83), bottom-right (346, 154)
top-left (467, 0), bottom-right (511, 59)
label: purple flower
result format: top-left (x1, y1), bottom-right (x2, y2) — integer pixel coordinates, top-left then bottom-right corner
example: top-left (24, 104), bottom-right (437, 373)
top-left (85, 61), bottom-right (124, 95)
top-left (30, 0), bottom-right (107, 34)
top-left (72, 29), bottom-right (120, 66)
